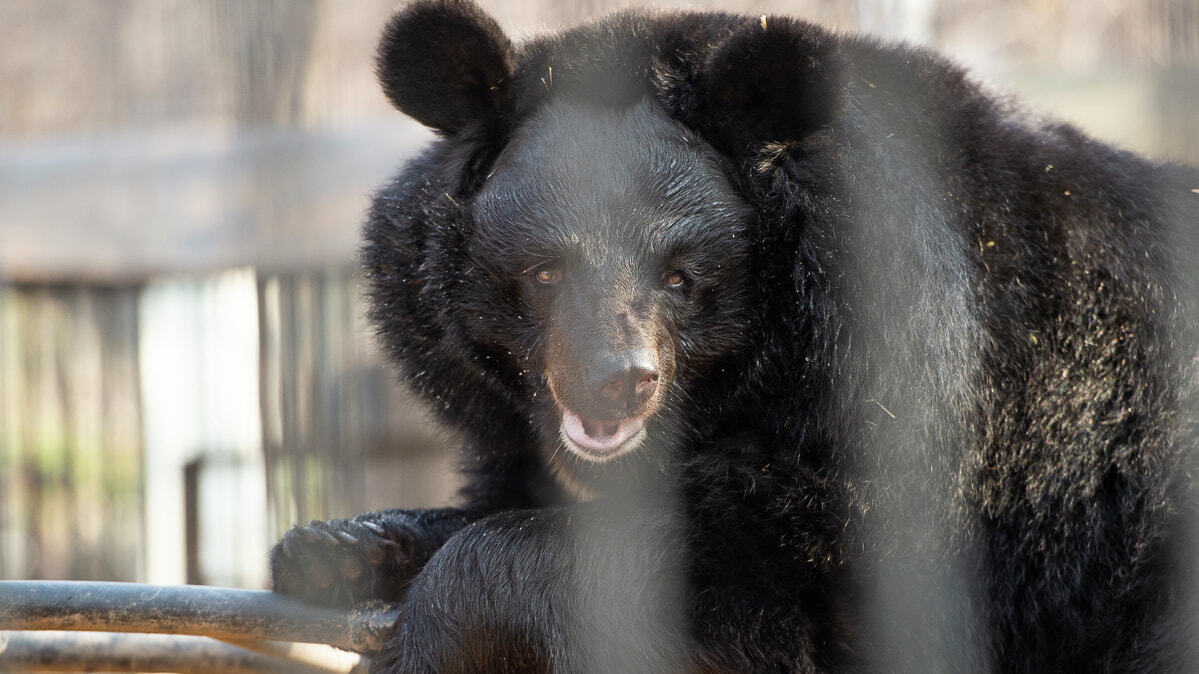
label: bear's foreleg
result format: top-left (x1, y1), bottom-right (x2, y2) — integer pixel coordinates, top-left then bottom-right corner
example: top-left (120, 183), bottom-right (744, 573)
top-left (371, 505), bottom-right (701, 673)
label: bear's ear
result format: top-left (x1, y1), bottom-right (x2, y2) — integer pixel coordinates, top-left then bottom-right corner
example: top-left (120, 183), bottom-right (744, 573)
top-left (692, 16), bottom-right (843, 150)
top-left (376, 0), bottom-right (514, 134)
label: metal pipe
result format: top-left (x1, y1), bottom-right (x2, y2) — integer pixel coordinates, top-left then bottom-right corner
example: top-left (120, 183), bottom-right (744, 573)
top-left (0, 581), bottom-right (400, 653)
top-left (0, 631), bottom-right (356, 673)
top-left (220, 637), bottom-right (368, 673)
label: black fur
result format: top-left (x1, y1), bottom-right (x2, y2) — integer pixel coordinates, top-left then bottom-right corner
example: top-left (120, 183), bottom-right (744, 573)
top-left (272, 3), bottom-right (1199, 671)
top-left (377, 0), bottom-right (514, 134)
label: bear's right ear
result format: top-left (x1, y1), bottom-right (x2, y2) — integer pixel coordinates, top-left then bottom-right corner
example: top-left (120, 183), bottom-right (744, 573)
top-left (377, 0), bottom-right (514, 135)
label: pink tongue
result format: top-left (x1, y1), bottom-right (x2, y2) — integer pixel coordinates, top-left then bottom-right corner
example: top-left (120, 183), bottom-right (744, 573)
top-left (584, 419), bottom-right (621, 437)
top-left (562, 410), bottom-right (644, 454)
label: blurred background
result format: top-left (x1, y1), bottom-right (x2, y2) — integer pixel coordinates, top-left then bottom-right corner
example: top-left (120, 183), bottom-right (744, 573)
top-left (1, 0), bottom-right (1196, 590)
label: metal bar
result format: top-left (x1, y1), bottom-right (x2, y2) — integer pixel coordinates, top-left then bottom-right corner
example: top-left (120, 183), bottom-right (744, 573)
top-left (0, 631), bottom-right (349, 673)
top-left (0, 581), bottom-right (400, 653)
top-left (220, 637), bottom-right (368, 673)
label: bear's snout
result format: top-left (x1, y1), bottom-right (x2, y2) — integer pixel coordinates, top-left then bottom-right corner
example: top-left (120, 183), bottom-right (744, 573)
top-left (591, 350), bottom-right (658, 411)
top-left (549, 344), bottom-right (663, 423)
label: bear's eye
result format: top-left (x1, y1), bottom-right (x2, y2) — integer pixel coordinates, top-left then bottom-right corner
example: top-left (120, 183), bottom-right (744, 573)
top-left (665, 270), bottom-right (687, 288)
top-left (535, 267), bottom-right (563, 285)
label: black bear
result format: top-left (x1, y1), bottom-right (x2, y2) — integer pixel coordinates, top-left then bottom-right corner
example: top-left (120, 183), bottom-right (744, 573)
top-left (271, 1), bottom-right (1199, 671)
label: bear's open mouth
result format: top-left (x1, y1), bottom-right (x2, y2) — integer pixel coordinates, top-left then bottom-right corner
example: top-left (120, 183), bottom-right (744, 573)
top-left (559, 409), bottom-right (647, 461)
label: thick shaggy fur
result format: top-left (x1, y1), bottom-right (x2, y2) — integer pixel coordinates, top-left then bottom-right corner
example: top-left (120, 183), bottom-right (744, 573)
top-left (271, 2), bottom-right (1199, 671)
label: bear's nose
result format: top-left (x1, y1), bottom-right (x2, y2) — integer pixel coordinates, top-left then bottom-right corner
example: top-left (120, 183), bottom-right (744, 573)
top-left (593, 353), bottom-right (658, 412)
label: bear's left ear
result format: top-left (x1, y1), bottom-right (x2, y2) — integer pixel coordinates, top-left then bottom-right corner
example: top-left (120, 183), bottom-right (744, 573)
top-left (376, 0), bottom-right (514, 135)
top-left (691, 16), bottom-right (843, 151)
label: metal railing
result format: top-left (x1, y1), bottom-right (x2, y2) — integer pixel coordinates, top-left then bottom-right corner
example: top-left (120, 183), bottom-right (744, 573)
top-left (0, 581), bottom-right (400, 673)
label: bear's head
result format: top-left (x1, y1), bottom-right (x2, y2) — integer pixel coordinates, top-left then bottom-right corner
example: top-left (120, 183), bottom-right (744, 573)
top-left (370, 0), bottom-right (843, 483)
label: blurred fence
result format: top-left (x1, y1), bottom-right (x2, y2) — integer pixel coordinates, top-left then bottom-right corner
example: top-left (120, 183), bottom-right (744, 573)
top-left (257, 270), bottom-right (460, 544)
top-left (0, 286), bottom-right (143, 581)
top-left (0, 271), bottom-right (459, 587)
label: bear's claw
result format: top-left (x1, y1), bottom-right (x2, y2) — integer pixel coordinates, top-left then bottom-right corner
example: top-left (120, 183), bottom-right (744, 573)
top-left (270, 516), bottom-right (418, 607)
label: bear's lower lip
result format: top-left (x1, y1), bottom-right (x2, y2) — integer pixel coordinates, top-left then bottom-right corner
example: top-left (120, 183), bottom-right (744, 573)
top-left (560, 409), bottom-right (646, 461)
